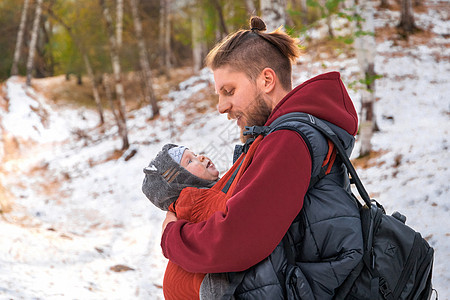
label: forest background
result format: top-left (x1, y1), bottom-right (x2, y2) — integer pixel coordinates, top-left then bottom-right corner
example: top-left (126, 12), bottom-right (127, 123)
top-left (1, 0), bottom-right (420, 154)
top-left (0, 0), bottom-right (448, 298)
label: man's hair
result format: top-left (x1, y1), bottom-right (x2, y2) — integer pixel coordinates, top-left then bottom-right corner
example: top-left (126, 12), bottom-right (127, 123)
top-left (205, 16), bottom-right (301, 91)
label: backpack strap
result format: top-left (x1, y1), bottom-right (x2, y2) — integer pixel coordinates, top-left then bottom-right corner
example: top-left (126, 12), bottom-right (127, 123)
top-left (291, 113), bottom-right (372, 207)
top-left (244, 112), bottom-right (372, 206)
top-left (244, 114), bottom-right (336, 190)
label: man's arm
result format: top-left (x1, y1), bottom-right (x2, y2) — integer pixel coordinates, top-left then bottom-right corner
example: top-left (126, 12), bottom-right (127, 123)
top-left (161, 130), bottom-right (311, 273)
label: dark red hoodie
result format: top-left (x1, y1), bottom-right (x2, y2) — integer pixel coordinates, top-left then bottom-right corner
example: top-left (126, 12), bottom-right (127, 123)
top-left (161, 71), bottom-right (358, 273)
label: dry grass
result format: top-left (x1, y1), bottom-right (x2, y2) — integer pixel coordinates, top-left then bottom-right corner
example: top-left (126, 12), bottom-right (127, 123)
top-left (0, 184), bottom-right (13, 214)
top-left (305, 37), bottom-right (355, 62)
top-left (32, 67), bottom-right (197, 113)
top-left (351, 150), bottom-right (387, 169)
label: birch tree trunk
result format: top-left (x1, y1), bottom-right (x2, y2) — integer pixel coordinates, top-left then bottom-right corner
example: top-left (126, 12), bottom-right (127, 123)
top-left (192, 5), bottom-right (204, 74)
top-left (26, 0), bottom-right (43, 86)
top-left (129, 0), bottom-right (159, 117)
top-left (398, 0), bottom-right (417, 34)
top-left (300, 0), bottom-right (308, 24)
top-left (159, 0), bottom-right (172, 77)
top-left (326, 14), bottom-right (335, 38)
top-left (104, 73), bottom-right (120, 126)
top-left (158, 0), bottom-right (166, 73)
top-left (116, 0), bottom-right (123, 48)
top-left (260, 0), bottom-right (286, 31)
top-left (245, 0), bottom-right (257, 15)
top-left (101, 0), bottom-right (129, 150)
top-left (164, 4), bottom-right (172, 72)
top-left (83, 54), bottom-right (105, 125)
top-left (355, 0), bottom-right (377, 157)
top-left (11, 0), bottom-right (30, 76)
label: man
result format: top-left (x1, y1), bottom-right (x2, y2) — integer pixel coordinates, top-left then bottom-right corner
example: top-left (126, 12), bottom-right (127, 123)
top-left (161, 16), bottom-right (363, 299)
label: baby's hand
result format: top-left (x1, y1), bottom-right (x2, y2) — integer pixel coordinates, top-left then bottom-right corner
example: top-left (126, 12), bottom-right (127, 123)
top-left (162, 211), bottom-right (178, 234)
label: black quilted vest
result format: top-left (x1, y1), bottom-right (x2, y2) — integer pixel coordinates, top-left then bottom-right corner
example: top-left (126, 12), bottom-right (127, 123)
top-left (226, 115), bottom-right (364, 300)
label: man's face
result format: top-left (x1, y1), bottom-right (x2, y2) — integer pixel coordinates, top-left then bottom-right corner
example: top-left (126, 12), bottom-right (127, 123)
top-left (213, 66), bottom-right (272, 141)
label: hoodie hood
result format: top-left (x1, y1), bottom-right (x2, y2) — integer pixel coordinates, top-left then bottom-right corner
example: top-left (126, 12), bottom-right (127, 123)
top-left (267, 72), bottom-right (358, 136)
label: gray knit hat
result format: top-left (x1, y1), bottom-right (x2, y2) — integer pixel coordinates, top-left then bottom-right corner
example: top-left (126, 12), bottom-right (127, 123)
top-left (142, 144), bottom-right (217, 211)
top-left (167, 145), bottom-right (187, 164)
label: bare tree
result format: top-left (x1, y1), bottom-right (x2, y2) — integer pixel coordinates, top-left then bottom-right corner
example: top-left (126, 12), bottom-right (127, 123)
top-left (11, 0), bottom-right (31, 76)
top-left (354, 0), bottom-right (377, 156)
top-left (260, 0), bottom-right (286, 31)
top-left (380, 0), bottom-right (389, 8)
top-left (103, 73), bottom-right (121, 128)
top-left (325, 10), bottom-right (334, 38)
top-left (192, 5), bottom-right (206, 73)
top-left (116, 0), bottom-right (124, 48)
top-left (101, 0), bottom-right (129, 150)
top-left (83, 54), bottom-right (105, 125)
top-left (299, 0), bottom-right (309, 24)
top-left (44, 6), bottom-right (105, 125)
top-left (26, 0), bottom-right (43, 86)
top-left (245, 0), bottom-right (257, 16)
top-left (129, 0), bottom-right (159, 117)
top-left (398, 0), bottom-right (417, 35)
top-left (212, 0), bottom-right (228, 35)
top-left (159, 0), bottom-right (171, 77)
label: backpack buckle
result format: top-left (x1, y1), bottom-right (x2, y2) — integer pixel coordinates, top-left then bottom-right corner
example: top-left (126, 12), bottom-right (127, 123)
top-left (243, 126), bottom-right (270, 137)
top-left (379, 277), bottom-right (392, 298)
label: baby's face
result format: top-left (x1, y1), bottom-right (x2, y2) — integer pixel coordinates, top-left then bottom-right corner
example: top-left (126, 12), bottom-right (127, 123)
top-left (180, 150), bottom-right (219, 181)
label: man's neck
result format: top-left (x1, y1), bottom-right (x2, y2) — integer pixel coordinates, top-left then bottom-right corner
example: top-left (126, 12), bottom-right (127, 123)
top-left (270, 87), bottom-right (290, 110)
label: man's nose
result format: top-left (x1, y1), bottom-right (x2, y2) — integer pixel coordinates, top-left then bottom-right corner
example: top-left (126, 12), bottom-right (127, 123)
top-left (217, 96), bottom-right (231, 114)
top-left (198, 155), bottom-right (205, 162)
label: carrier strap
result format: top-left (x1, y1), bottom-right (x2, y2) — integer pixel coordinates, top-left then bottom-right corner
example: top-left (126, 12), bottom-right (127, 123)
top-left (222, 159), bottom-right (244, 194)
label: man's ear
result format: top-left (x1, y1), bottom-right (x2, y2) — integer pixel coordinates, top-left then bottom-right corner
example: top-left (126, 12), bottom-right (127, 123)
top-left (259, 68), bottom-right (276, 94)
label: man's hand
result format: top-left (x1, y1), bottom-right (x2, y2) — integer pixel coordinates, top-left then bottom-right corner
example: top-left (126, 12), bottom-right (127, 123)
top-left (162, 211), bottom-right (178, 234)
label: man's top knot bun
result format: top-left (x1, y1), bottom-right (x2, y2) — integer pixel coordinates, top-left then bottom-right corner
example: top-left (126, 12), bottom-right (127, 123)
top-left (250, 16), bottom-right (266, 32)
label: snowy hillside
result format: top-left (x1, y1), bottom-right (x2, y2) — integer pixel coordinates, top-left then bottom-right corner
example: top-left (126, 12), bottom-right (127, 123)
top-left (0, 2), bottom-right (449, 299)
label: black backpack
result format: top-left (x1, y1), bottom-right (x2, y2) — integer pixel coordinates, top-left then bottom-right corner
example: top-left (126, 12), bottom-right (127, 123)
top-left (249, 113), bottom-right (436, 300)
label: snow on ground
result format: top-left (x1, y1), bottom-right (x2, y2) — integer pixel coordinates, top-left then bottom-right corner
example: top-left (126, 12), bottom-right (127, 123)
top-left (0, 2), bottom-right (449, 299)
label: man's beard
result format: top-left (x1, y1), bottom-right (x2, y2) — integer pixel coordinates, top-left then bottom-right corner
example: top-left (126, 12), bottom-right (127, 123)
top-left (240, 91), bottom-right (273, 143)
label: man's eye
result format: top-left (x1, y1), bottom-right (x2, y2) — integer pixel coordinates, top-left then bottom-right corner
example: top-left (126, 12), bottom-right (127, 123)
top-left (188, 159), bottom-right (192, 164)
top-left (225, 89), bottom-right (234, 96)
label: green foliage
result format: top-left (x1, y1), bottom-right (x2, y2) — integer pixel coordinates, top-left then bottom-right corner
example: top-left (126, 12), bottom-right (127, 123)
top-left (306, 0), bottom-right (343, 17)
top-left (347, 74), bottom-right (383, 92)
top-left (0, 0), bottom-right (377, 85)
top-left (336, 35), bottom-right (355, 44)
top-left (0, 0), bottom-right (23, 80)
top-left (324, 0), bottom-right (341, 14)
top-left (337, 10), bottom-right (363, 23)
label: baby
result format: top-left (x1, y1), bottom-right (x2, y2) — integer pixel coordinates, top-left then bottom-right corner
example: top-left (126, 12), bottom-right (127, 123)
top-left (168, 145), bottom-right (219, 181)
top-left (142, 144), bottom-right (222, 300)
top-left (143, 137), bottom-right (264, 299)
top-left (142, 143), bottom-right (219, 210)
